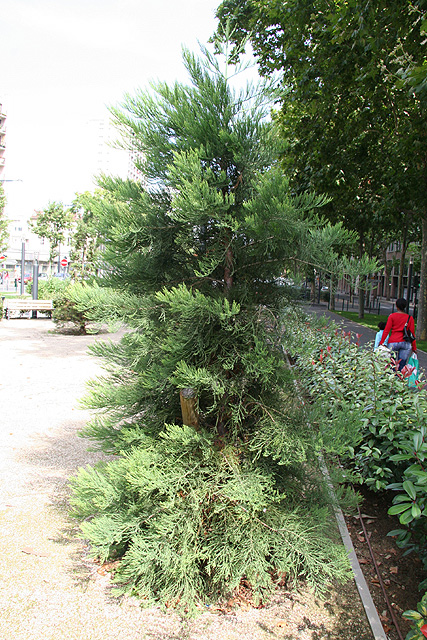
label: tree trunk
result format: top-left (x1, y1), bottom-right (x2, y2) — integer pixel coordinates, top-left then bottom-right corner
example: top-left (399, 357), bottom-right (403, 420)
top-left (383, 247), bottom-right (390, 300)
top-left (180, 388), bottom-right (199, 429)
top-left (329, 274), bottom-right (336, 311)
top-left (397, 225), bottom-right (408, 299)
top-left (416, 216), bottom-right (427, 340)
top-left (310, 280), bottom-right (316, 303)
top-left (358, 235), bottom-right (365, 319)
top-left (358, 287), bottom-right (365, 319)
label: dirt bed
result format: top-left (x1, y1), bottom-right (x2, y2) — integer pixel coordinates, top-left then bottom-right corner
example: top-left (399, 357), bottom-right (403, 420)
top-left (345, 485), bottom-right (427, 640)
top-left (0, 318), bottom-right (377, 639)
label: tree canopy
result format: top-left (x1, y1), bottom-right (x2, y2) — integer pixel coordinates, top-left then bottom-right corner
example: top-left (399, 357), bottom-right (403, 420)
top-left (215, 0), bottom-right (427, 332)
top-left (30, 201), bottom-right (73, 265)
top-left (69, 190), bottom-right (110, 279)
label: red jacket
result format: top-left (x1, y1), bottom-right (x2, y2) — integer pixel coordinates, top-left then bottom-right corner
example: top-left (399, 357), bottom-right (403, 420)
top-left (379, 312), bottom-right (417, 352)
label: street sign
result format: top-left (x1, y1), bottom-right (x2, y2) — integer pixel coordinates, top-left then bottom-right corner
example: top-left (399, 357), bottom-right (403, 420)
top-left (0, 255), bottom-right (6, 261)
top-left (60, 258), bottom-right (68, 267)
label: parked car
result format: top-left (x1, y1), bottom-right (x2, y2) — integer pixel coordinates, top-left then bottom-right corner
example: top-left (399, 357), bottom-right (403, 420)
top-left (52, 273), bottom-right (70, 280)
top-left (38, 273), bottom-right (49, 280)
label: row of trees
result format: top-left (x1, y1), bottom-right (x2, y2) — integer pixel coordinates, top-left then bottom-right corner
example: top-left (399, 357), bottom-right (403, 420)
top-left (214, 0), bottom-right (427, 336)
top-left (29, 192), bottom-right (106, 278)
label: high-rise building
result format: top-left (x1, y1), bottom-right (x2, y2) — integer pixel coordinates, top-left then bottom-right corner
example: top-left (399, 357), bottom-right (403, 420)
top-left (128, 147), bottom-right (145, 184)
top-left (86, 118), bottom-right (129, 181)
top-left (86, 118), bottom-right (146, 187)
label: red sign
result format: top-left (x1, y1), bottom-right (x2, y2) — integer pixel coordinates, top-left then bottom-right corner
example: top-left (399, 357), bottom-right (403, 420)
top-left (60, 258), bottom-right (68, 267)
top-left (0, 255), bottom-right (6, 261)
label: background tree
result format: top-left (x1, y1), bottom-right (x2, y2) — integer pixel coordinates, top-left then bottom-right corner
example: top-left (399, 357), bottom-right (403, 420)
top-left (69, 190), bottom-right (112, 279)
top-left (328, 0), bottom-right (427, 332)
top-left (70, 46), bottom-right (352, 610)
top-left (30, 201), bottom-right (73, 271)
top-left (215, 0), bottom-right (427, 332)
top-left (0, 183), bottom-right (8, 251)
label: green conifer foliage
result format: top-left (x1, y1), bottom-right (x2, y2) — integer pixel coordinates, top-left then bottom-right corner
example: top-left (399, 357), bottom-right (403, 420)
top-left (71, 47), bottom-right (350, 609)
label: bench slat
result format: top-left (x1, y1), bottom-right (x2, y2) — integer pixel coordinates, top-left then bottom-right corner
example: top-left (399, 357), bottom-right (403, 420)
top-left (3, 300), bottom-right (53, 318)
top-left (4, 300), bottom-right (53, 309)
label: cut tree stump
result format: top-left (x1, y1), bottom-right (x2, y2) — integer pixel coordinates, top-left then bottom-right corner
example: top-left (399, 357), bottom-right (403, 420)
top-left (180, 388), bottom-right (199, 429)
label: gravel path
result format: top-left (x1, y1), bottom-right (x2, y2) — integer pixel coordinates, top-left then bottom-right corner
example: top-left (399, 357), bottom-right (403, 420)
top-left (0, 318), bottom-right (373, 640)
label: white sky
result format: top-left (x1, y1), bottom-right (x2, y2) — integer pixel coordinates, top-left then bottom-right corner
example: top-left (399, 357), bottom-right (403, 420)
top-left (1, 0), bottom-right (225, 218)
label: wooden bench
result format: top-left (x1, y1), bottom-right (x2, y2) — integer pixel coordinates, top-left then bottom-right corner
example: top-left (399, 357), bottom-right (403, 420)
top-left (3, 299), bottom-right (53, 319)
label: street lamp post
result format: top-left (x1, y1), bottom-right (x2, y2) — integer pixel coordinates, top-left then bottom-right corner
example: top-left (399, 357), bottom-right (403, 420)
top-left (20, 240), bottom-right (25, 295)
top-left (33, 252), bottom-right (39, 293)
top-left (32, 252), bottom-right (39, 318)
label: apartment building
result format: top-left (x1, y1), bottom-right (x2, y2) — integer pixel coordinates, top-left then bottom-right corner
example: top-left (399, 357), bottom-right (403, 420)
top-left (87, 117), bottom-right (146, 186)
top-left (3, 211), bottom-right (73, 280)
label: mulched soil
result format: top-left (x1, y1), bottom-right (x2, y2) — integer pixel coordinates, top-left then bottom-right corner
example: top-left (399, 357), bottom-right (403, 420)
top-left (345, 485), bottom-right (427, 640)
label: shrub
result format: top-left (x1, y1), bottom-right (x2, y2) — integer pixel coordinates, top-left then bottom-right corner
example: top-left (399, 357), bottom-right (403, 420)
top-left (37, 279), bottom-right (133, 334)
top-left (402, 591), bottom-right (427, 640)
top-left (284, 308), bottom-right (427, 638)
top-left (283, 308), bottom-right (427, 490)
top-left (37, 277), bottom-right (69, 299)
top-left (53, 281), bottom-right (136, 334)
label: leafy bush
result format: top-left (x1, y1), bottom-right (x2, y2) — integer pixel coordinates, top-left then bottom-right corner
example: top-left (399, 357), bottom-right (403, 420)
top-left (284, 309), bottom-right (427, 638)
top-left (386, 427), bottom-right (427, 609)
top-left (284, 309), bottom-right (427, 490)
top-left (37, 277), bottom-right (69, 299)
top-left (388, 427), bottom-right (427, 527)
top-left (402, 591), bottom-right (427, 640)
top-left (57, 282), bottom-right (139, 333)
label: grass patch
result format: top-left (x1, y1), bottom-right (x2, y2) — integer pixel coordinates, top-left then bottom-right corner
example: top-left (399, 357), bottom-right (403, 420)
top-left (1, 292), bottom-right (31, 299)
top-left (334, 311), bottom-right (388, 330)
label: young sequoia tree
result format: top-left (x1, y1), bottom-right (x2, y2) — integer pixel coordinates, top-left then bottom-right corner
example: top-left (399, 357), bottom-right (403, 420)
top-left (71, 46), bottom-right (350, 609)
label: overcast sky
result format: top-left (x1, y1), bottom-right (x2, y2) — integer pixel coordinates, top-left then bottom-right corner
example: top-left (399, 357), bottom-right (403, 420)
top-left (1, 0), bottom-right (225, 217)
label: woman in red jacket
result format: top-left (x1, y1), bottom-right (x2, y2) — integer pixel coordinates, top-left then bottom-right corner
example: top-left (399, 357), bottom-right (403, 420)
top-left (379, 297), bottom-right (417, 371)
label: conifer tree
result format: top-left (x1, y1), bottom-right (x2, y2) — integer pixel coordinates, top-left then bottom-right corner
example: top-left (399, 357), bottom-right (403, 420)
top-left (71, 46), bottom-right (350, 609)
